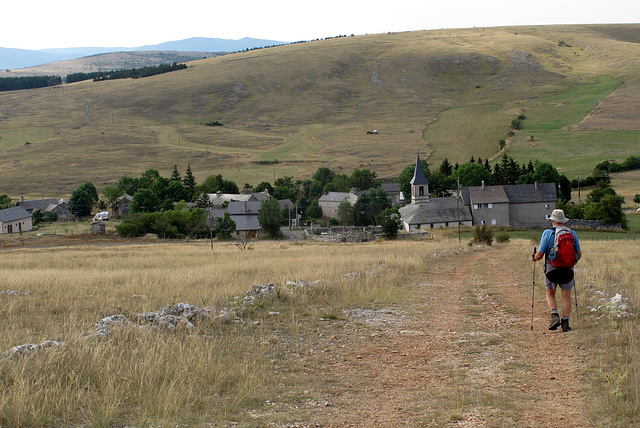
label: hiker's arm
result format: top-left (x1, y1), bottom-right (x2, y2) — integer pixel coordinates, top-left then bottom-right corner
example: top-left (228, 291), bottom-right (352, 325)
top-left (577, 250), bottom-right (582, 261)
top-left (532, 251), bottom-right (544, 262)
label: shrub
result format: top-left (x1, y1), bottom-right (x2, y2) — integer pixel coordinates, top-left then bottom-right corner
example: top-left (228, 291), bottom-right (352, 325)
top-left (495, 232), bottom-right (510, 244)
top-left (472, 224), bottom-right (493, 245)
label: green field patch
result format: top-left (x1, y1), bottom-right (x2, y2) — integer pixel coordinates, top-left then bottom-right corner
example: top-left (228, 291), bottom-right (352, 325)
top-left (509, 130), bottom-right (640, 175)
top-left (257, 124), bottom-right (326, 162)
top-left (424, 105), bottom-right (509, 166)
top-left (0, 127), bottom-right (50, 149)
top-left (521, 76), bottom-right (622, 131)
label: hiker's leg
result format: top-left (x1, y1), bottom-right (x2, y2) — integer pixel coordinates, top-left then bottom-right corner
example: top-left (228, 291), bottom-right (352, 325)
top-left (546, 288), bottom-right (557, 311)
top-left (561, 288), bottom-right (572, 317)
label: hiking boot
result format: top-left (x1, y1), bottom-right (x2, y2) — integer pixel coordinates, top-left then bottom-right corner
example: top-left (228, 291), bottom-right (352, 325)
top-left (561, 317), bottom-right (572, 332)
top-left (548, 313), bottom-right (561, 331)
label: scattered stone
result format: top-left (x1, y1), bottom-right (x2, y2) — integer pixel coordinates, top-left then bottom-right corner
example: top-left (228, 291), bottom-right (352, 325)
top-left (2, 340), bottom-right (65, 359)
top-left (588, 290), bottom-right (634, 318)
top-left (1, 289), bottom-right (30, 296)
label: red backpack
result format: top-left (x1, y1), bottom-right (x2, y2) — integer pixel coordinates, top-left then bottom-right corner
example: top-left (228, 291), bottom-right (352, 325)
top-left (548, 226), bottom-right (577, 268)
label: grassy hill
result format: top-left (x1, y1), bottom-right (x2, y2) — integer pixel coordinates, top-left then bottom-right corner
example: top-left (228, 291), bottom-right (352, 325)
top-left (1, 24), bottom-right (640, 197)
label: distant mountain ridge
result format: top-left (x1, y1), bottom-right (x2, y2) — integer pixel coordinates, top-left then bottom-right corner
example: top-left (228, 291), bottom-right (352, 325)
top-left (0, 37), bottom-right (286, 70)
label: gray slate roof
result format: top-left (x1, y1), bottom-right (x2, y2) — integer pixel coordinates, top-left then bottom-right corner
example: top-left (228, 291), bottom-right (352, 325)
top-left (18, 198), bottom-right (58, 212)
top-left (503, 183), bottom-right (557, 203)
top-left (230, 215), bottom-right (261, 231)
top-left (462, 182), bottom-right (557, 206)
top-left (399, 197), bottom-right (472, 225)
top-left (410, 156), bottom-right (430, 185)
top-left (318, 192), bottom-right (357, 203)
top-left (0, 206), bottom-right (32, 223)
top-left (468, 185), bottom-right (509, 204)
top-left (228, 201), bottom-right (262, 214)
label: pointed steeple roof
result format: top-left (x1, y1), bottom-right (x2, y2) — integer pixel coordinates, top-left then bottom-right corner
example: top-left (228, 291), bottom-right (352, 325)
top-left (410, 155), bottom-right (429, 185)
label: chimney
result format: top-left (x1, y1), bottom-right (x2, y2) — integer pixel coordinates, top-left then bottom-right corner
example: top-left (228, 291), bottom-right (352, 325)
top-left (481, 180), bottom-right (485, 188)
top-left (535, 181), bottom-right (538, 190)
top-left (21, 195), bottom-right (24, 202)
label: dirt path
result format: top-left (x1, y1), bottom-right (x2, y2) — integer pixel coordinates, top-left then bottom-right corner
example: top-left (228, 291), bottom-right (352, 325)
top-left (276, 246), bottom-right (591, 427)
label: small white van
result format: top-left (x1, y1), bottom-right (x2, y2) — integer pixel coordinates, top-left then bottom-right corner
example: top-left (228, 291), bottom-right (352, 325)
top-left (94, 211), bottom-right (110, 221)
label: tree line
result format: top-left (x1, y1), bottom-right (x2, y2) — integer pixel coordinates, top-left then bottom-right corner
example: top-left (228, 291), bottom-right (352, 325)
top-left (66, 62), bottom-right (187, 84)
top-left (0, 75), bottom-right (61, 92)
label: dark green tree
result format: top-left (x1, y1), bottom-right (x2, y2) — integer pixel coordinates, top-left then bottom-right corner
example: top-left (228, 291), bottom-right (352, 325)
top-left (586, 186), bottom-right (617, 204)
top-left (254, 181), bottom-right (274, 194)
top-left (584, 194), bottom-right (627, 227)
top-left (439, 158), bottom-right (453, 176)
top-left (312, 167), bottom-right (335, 187)
top-left (69, 182), bottom-right (98, 217)
top-left (634, 194), bottom-right (640, 205)
top-left (349, 168), bottom-right (377, 191)
top-left (130, 188), bottom-right (160, 213)
top-left (376, 206), bottom-right (401, 239)
top-left (171, 165), bottom-right (181, 182)
top-left (258, 197), bottom-right (283, 238)
top-left (166, 180), bottom-right (189, 202)
top-left (0, 194), bottom-right (12, 209)
top-left (451, 163), bottom-right (492, 187)
top-left (138, 169), bottom-right (160, 189)
top-left (212, 211), bottom-right (236, 239)
top-left (351, 188), bottom-right (391, 226)
top-left (337, 200), bottom-right (352, 225)
top-left (325, 173), bottom-right (351, 193)
top-left (306, 200), bottom-right (323, 219)
top-left (117, 176), bottom-right (138, 196)
top-left (182, 164), bottom-right (197, 201)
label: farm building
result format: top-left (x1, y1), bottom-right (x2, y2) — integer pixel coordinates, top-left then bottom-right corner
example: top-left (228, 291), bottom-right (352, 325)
top-left (399, 156), bottom-right (558, 230)
top-left (461, 182), bottom-right (557, 228)
top-left (318, 192), bottom-right (359, 218)
top-left (0, 206), bottom-right (33, 234)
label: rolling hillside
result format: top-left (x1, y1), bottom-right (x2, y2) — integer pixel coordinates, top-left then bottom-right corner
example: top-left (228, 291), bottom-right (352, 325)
top-left (1, 24), bottom-right (639, 197)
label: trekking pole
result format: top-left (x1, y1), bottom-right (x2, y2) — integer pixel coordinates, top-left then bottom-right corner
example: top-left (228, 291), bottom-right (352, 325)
top-left (531, 247), bottom-right (536, 331)
top-left (574, 281), bottom-right (579, 320)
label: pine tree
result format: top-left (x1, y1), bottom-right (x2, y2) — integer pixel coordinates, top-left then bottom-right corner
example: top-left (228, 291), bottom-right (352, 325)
top-left (182, 165), bottom-right (197, 202)
top-left (171, 164), bottom-right (181, 182)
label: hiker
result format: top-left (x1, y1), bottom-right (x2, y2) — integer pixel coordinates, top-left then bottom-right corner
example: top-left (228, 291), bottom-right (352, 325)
top-left (531, 209), bottom-right (582, 332)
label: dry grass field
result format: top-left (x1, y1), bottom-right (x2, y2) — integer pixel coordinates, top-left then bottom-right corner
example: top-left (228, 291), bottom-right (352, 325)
top-left (1, 25), bottom-right (640, 197)
top-left (1, 236), bottom-right (639, 426)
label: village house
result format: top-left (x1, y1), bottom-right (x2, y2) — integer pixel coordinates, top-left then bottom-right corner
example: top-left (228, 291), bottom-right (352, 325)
top-left (17, 197), bottom-right (74, 222)
top-left (399, 156), bottom-right (558, 230)
top-left (112, 194), bottom-right (133, 217)
top-left (207, 190), bottom-right (271, 208)
top-left (461, 182), bottom-right (557, 228)
top-left (208, 196), bottom-right (294, 238)
top-left (318, 191), bottom-right (359, 218)
top-left (0, 206), bottom-right (33, 234)
top-left (381, 183), bottom-right (403, 205)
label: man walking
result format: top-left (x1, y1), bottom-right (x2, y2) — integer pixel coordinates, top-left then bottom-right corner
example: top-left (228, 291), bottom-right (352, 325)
top-left (532, 209), bottom-right (582, 332)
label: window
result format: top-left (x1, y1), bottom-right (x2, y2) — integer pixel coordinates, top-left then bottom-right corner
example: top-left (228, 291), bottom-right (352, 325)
top-left (491, 219), bottom-right (497, 226)
top-left (481, 220), bottom-right (486, 225)
top-left (473, 204), bottom-right (479, 210)
top-left (487, 203), bottom-right (493, 209)
top-left (545, 204), bottom-right (551, 208)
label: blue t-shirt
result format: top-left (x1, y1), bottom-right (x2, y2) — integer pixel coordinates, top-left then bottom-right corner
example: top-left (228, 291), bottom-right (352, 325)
top-left (538, 226), bottom-right (581, 255)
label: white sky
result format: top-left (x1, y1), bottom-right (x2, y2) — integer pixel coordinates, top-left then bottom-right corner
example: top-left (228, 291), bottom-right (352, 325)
top-left (2, 0), bottom-right (639, 50)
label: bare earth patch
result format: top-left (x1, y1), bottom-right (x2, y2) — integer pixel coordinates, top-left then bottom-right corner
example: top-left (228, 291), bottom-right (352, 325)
top-left (571, 81), bottom-right (640, 130)
top-left (263, 246), bottom-right (591, 427)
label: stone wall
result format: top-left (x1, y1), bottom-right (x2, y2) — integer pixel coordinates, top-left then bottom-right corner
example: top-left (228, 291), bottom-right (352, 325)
top-left (566, 219), bottom-right (623, 231)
